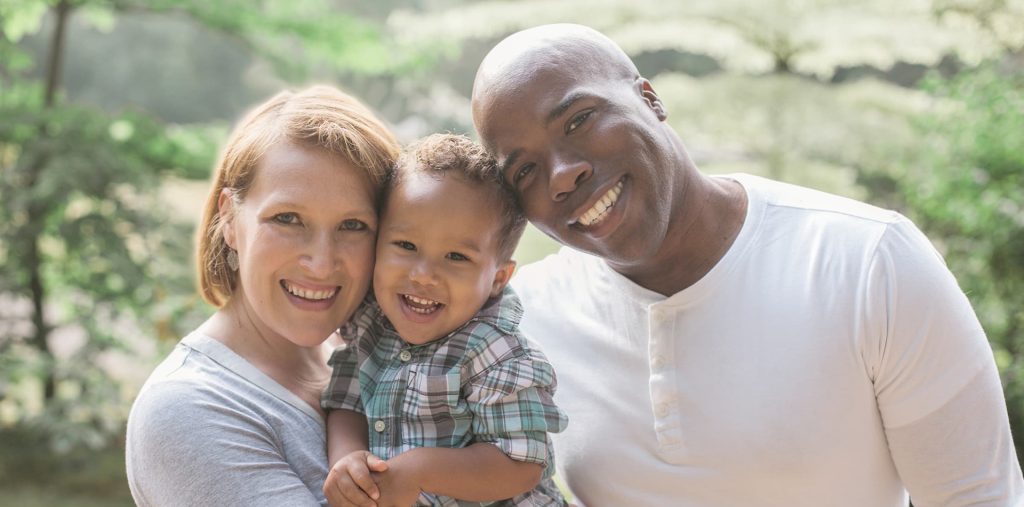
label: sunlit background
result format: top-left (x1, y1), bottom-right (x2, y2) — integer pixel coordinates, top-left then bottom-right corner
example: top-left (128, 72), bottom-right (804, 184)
top-left (1, 0), bottom-right (1022, 504)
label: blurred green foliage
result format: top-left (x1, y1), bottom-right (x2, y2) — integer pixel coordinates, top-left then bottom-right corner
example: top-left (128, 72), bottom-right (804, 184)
top-left (0, 0), bottom-right (1022, 505)
top-left (0, 0), bottom-right (439, 477)
top-left (884, 61), bottom-right (1024, 460)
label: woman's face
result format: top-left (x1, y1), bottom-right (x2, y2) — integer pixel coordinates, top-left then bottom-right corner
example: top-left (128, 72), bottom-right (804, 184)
top-left (221, 142), bottom-right (378, 348)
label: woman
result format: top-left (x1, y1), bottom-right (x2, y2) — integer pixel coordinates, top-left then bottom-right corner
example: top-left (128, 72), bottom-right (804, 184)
top-left (126, 86), bottom-right (400, 506)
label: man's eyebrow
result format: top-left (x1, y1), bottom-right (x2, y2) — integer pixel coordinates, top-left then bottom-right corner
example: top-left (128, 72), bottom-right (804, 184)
top-left (499, 149), bottom-right (522, 177)
top-left (498, 92), bottom-right (590, 176)
top-left (545, 91), bottom-right (589, 127)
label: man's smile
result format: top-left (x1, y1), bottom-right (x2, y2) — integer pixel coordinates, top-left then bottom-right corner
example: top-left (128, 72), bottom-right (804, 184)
top-left (570, 177), bottom-right (626, 230)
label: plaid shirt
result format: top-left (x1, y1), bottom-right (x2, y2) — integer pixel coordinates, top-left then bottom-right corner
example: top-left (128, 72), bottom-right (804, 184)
top-left (322, 286), bottom-right (568, 507)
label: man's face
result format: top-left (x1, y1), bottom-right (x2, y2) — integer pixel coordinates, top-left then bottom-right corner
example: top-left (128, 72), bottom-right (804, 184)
top-left (473, 66), bottom-right (677, 266)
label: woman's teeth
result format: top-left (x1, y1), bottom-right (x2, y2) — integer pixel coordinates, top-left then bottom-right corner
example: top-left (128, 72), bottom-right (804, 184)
top-left (402, 294), bottom-right (442, 314)
top-left (578, 181), bottom-right (623, 227)
top-left (282, 282), bottom-right (337, 301)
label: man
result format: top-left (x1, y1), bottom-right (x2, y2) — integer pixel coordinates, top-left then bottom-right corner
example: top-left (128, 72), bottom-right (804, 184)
top-left (471, 23), bottom-right (1023, 506)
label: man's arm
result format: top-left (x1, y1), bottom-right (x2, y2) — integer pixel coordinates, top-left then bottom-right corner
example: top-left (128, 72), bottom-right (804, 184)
top-left (374, 443), bottom-right (543, 504)
top-left (868, 218), bottom-right (1023, 505)
top-left (886, 362), bottom-right (1022, 505)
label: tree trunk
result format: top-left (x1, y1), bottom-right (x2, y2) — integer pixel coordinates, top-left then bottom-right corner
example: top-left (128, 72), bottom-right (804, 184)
top-left (27, 0), bottom-right (73, 402)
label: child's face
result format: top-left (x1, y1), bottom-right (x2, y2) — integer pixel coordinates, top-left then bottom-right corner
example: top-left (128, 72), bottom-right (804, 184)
top-left (373, 170), bottom-right (514, 345)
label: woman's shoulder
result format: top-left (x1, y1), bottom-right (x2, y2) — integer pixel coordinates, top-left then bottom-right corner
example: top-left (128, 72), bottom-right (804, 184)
top-left (128, 337), bottom-right (276, 433)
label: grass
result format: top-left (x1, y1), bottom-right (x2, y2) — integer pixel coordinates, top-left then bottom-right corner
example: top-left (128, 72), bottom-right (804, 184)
top-left (0, 426), bottom-right (134, 507)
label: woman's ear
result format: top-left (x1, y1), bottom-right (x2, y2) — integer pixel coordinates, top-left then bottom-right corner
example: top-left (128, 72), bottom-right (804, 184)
top-left (489, 260), bottom-right (517, 297)
top-left (218, 188), bottom-right (238, 249)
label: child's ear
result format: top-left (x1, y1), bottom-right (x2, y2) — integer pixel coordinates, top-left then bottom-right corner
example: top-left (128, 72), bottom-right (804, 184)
top-left (489, 260), bottom-right (516, 297)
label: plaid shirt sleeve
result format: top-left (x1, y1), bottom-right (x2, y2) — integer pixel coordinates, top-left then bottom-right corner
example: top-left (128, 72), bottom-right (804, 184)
top-left (464, 343), bottom-right (569, 467)
top-left (320, 299), bottom-right (379, 413)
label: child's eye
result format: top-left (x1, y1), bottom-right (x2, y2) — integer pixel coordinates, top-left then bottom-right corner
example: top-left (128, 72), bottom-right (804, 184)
top-left (393, 240), bottom-right (416, 251)
top-left (446, 252), bottom-right (469, 262)
top-left (565, 110), bottom-right (593, 134)
top-left (340, 219), bottom-right (367, 231)
top-left (273, 212), bottom-right (299, 225)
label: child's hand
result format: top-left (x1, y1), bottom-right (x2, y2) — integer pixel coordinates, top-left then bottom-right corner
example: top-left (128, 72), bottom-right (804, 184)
top-left (371, 463), bottom-right (423, 507)
top-left (323, 450), bottom-right (389, 507)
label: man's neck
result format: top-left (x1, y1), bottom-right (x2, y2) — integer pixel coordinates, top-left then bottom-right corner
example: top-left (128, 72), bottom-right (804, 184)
top-left (609, 175), bottom-right (747, 297)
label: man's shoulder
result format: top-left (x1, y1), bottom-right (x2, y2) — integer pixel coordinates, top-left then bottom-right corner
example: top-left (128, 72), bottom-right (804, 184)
top-left (513, 247), bottom-right (601, 293)
top-left (734, 173), bottom-right (901, 226)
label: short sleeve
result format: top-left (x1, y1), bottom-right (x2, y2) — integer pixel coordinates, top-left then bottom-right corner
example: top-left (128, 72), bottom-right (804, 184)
top-left (321, 300), bottom-right (381, 412)
top-left (464, 346), bottom-right (568, 467)
top-left (866, 217), bottom-right (995, 428)
top-left (126, 380), bottom-right (323, 506)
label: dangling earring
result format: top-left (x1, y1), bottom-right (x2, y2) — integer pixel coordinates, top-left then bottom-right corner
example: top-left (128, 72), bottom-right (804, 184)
top-left (227, 249), bottom-right (239, 272)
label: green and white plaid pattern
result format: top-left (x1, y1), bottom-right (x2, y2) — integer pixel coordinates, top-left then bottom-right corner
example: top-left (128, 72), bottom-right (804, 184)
top-left (322, 287), bottom-right (569, 507)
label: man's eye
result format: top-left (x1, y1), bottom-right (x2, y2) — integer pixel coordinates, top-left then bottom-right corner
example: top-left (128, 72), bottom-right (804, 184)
top-left (446, 252), bottom-right (469, 262)
top-left (340, 219), bottom-right (367, 231)
top-left (566, 110), bottom-right (592, 134)
top-left (394, 240), bottom-right (416, 251)
top-left (512, 164), bottom-right (535, 185)
top-left (273, 212), bottom-right (299, 225)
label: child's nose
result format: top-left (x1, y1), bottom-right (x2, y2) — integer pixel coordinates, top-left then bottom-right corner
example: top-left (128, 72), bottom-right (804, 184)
top-left (408, 260), bottom-right (438, 286)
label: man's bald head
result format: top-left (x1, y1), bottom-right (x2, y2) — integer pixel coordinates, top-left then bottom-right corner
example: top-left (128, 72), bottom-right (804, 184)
top-left (472, 24), bottom-right (640, 116)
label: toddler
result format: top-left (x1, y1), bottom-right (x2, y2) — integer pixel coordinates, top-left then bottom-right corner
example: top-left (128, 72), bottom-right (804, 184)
top-left (321, 134), bottom-right (568, 506)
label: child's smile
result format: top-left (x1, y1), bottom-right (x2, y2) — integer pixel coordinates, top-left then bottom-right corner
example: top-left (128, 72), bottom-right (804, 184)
top-left (373, 170), bottom-right (513, 345)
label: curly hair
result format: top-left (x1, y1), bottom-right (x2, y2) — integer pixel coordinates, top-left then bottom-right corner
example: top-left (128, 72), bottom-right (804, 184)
top-left (388, 133), bottom-right (526, 261)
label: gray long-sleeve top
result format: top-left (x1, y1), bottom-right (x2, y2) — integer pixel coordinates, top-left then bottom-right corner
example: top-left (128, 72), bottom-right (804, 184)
top-left (126, 332), bottom-right (328, 506)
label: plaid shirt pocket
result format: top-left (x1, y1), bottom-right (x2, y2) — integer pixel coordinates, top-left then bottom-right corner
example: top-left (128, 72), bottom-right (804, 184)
top-left (403, 370), bottom-right (472, 449)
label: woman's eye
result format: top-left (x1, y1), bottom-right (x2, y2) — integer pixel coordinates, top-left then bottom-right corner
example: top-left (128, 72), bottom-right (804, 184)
top-left (446, 252), bottom-right (469, 262)
top-left (394, 240), bottom-right (416, 251)
top-left (566, 110), bottom-right (592, 134)
top-left (340, 219), bottom-right (367, 231)
top-left (273, 212), bottom-right (299, 225)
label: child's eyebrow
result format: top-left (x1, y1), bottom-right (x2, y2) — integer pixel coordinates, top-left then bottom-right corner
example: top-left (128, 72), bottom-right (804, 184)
top-left (454, 237), bottom-right (483, 253)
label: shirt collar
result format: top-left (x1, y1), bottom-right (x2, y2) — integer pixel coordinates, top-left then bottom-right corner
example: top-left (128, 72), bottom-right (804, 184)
top-left (467, 285), bottom-right (523, 335)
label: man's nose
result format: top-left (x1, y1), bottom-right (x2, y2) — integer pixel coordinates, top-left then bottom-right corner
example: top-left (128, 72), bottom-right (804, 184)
top-left (549, 155), bottom-right (592, 202)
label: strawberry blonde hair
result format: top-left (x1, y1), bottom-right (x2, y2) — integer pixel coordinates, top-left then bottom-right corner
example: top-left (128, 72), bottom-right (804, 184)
top-left (196, 86), bottom-right (400, 307)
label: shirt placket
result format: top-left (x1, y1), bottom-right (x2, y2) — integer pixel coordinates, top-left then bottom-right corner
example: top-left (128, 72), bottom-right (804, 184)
top-left (648, 302), bottom-right (684, 463)
top-left (370, 344), bottom-right (416, 456)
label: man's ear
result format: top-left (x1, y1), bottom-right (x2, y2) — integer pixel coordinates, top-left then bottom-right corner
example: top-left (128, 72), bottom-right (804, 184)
top-left (490, 260), bottom-right (517, 297)
top-left (640, 79), bottom-right (668, 121)
top-left (218, 188), bottom-right (238, 249)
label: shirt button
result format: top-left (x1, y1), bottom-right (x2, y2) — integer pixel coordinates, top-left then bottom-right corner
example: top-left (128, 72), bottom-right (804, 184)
top-left (651, 355), bottom-right (665, 371)
top-left (373, 420), bottom-right (386, 432)
top-left (655, 402), bottom-right (671, 418)
top-left (399, 350), bottom-right (412, 362)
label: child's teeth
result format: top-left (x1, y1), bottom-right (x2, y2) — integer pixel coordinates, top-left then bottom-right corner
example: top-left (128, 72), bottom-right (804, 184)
top-left (403, 294), bottom-right (441, 314)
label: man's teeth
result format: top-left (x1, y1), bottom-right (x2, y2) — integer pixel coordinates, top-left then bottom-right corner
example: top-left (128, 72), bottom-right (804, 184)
top-left (402, 294), bottom-right (442, 314)
top-left (578, 181), bottom-right (624, 227)
top-left (283, 282), bottom-right (337, 301)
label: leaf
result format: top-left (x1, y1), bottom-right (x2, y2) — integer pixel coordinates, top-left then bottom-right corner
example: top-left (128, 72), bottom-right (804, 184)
top-left (0, 0), bottom-right (48, 42)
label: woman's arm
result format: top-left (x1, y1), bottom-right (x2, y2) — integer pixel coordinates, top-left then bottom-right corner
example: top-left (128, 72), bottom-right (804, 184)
top-left (127, 379), bottom-right (324, 506)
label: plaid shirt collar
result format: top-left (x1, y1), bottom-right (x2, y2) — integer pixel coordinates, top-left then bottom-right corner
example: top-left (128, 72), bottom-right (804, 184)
top-left (374, 285), bottom-right (524, 343)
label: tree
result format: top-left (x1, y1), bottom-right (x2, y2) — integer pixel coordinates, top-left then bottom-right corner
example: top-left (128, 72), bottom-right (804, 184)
top-left (0, 0), bottom-right (435, 449)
